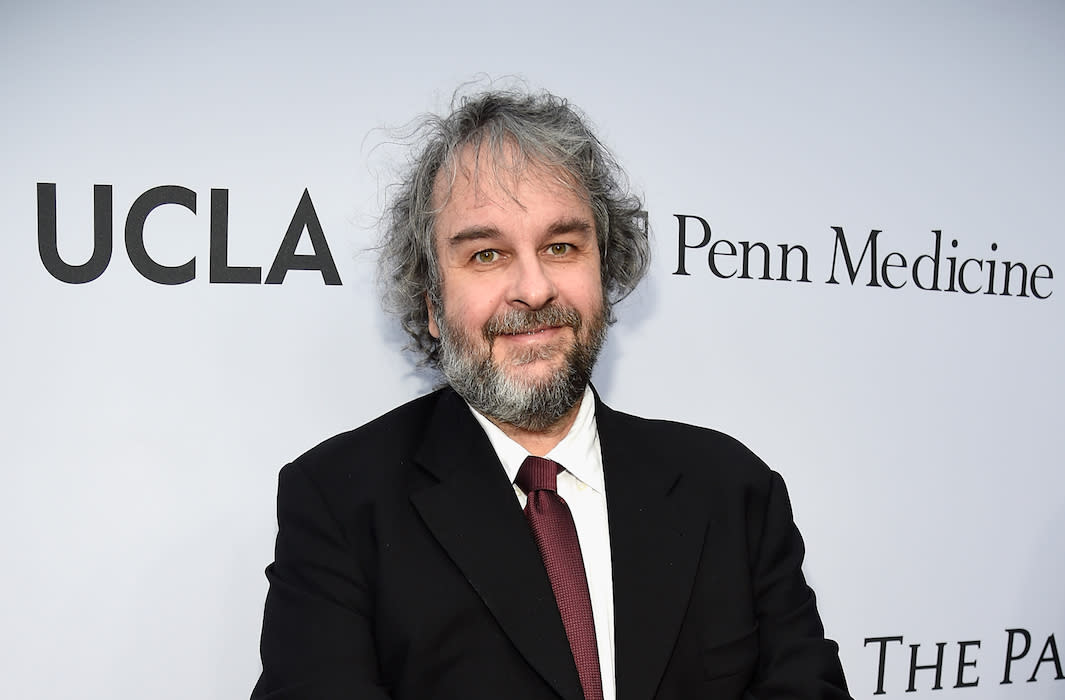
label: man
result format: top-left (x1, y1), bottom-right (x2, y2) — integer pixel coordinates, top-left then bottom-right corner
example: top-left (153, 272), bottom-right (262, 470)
top-left (252, 87), bottom-right (851, 700)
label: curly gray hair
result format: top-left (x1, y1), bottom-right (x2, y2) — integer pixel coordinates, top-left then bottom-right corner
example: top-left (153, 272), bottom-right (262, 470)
top-left (378, 87), bottom-right (650, 369)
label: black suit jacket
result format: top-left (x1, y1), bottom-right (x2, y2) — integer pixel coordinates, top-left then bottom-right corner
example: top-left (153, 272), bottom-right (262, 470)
top-left (252, 388), bottom-right (851, 699)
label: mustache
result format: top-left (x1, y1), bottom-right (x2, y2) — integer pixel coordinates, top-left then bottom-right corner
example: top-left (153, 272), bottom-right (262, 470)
top-left (482, 305), bottom-right (582, 339)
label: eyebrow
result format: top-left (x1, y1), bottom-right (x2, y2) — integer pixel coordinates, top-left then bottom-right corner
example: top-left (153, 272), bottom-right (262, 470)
top-left (447, 226), bottom-right (501, 246)
top-left (446, 217), bottom-right (595, 247)
top-left (547, 217), bottom-right (595, 237)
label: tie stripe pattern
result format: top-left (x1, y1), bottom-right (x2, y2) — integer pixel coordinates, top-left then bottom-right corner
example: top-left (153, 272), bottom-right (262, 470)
top-left (516, 456), bottom-right (604, 700)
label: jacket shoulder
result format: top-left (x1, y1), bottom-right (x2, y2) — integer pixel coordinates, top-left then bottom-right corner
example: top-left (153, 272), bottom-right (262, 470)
top-left (285, 389), bottom-right (447, 487)
top-left (599, 403), bottom-right (776, 489)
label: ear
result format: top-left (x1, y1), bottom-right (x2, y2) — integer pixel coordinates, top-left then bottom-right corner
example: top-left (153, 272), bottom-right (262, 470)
top-left (426, 293), bottom-right (440, 339)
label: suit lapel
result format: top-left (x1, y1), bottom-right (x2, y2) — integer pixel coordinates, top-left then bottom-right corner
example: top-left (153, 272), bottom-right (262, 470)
top-left (597, 398), bottom-right (709, 700)
top-left (409, 390), bottom-right (584, 700)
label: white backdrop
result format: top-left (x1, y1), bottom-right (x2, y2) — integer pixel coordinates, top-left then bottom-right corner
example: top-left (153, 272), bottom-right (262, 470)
top-left (2, 2), bottom-right (1062, 698)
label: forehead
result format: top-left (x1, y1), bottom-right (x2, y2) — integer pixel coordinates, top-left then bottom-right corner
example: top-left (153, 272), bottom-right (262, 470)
top-left (431, 142), bottom-right (591, 227)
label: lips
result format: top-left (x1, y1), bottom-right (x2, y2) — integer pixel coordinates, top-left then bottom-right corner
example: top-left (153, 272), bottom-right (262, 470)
top-left (483, 306), bottom-right (581, 340)
top-left (502, 325), bottom-right (557, 336)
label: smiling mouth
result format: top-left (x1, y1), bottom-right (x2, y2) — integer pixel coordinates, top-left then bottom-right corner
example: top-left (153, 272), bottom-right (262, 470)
top-left (502, 326), bottom-right (556, 337)
top-left (483, 306), bottom-right (582, 341)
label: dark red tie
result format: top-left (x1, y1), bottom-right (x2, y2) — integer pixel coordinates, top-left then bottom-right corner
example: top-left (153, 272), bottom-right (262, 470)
top-left (516, 456), bottom-right (604, 700)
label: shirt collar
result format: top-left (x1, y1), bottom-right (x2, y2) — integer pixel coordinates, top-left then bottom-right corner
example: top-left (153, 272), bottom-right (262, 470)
top-left (466, 385), bottom-right (604, 494)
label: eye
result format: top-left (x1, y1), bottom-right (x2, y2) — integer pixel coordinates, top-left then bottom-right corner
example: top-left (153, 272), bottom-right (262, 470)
top-left (547, 243), bottom-right (572, 256)
top-left (473, 249), bottom-right (499, 264)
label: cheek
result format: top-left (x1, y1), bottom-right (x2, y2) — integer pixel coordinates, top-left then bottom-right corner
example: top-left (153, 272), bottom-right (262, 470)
top-left (568, 275), bottom-right (605, 313)
top-left (444, 288), bottom-right (499, 333)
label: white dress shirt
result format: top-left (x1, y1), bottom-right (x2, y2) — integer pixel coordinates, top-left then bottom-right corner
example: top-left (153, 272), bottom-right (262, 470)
top-left (467, 385), bottom-right (616, 700)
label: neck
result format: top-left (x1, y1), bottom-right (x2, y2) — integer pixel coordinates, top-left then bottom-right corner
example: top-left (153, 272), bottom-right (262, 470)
top-left (487, 394), bottom-right (585, 457)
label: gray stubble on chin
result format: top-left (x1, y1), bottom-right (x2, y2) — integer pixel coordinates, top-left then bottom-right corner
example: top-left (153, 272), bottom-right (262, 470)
top-left (436, 306), bottom-right (606, 431)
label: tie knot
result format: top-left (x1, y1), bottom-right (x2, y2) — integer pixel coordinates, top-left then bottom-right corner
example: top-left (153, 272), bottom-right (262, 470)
top-left (516, 456), bottom-right (561, 494)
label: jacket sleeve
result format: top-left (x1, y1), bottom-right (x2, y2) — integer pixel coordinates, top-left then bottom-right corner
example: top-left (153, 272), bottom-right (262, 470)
top-left (745, 470), bottom-right (852, 699)
top-left (251, 461), bottom-right (392, 700)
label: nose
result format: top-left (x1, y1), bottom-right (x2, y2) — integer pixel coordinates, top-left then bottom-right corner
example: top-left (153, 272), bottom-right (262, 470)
top-left (507, 255), bottom-right (558, 309)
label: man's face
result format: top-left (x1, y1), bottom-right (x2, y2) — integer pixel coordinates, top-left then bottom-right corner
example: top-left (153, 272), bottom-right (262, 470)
top-left (427, 147), bottom-right (607, 431)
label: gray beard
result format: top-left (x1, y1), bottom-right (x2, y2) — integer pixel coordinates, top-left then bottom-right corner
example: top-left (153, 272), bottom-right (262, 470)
top-left (435, 304), bottom-right (606, 432)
